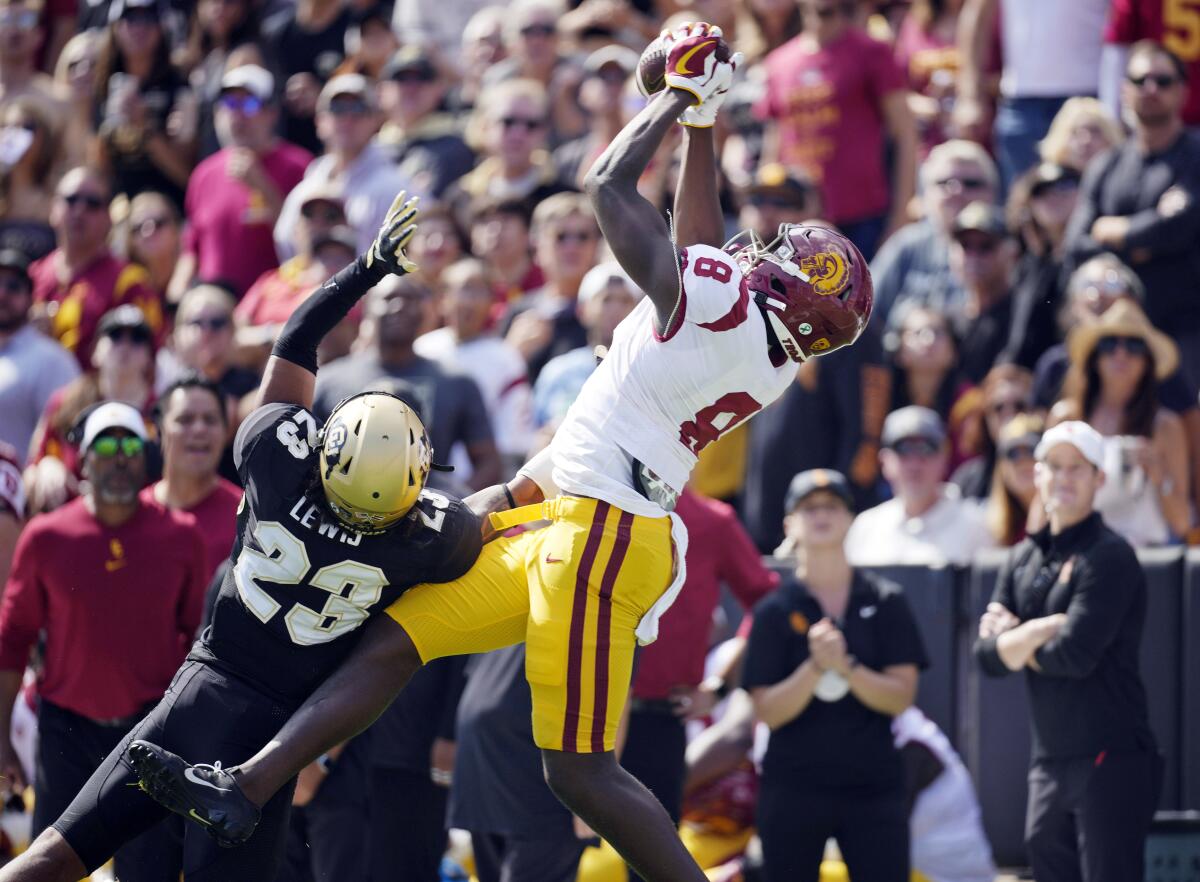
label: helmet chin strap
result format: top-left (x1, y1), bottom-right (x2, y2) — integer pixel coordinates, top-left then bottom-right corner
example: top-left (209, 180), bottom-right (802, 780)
top-left (752, 289), bottom-right (808, 363)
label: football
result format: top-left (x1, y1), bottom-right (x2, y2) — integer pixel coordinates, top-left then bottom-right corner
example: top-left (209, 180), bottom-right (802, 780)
top-left (636, 32), bottom-right (734, 98)
top-left (635, 35), bottom-right (669, 97)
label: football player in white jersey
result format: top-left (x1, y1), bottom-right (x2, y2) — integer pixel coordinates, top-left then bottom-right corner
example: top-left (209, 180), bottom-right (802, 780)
top-left (126, 23), bottom-right (872, 882)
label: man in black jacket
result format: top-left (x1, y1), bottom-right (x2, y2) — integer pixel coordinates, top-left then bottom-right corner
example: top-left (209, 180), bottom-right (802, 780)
top-left (974, 420), bottom-right (1161, 882)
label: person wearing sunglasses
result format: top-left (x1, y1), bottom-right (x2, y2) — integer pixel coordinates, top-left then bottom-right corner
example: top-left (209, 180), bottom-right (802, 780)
top-left (0, 399), bottom-right (207, 882)
top-left (846, 405), bottom-right (995, 567)
top-left (125, 191), bottom-right (180, 299)
top-left (275, 74), bottom-right (417, 265)
top-left (28, 167), bottom-right (162, 369)
top-left (26, 305), bottom-right (158, 513)
top-left (1050, 299), bottom-right (1191, 546)
top-left (1064, 40), bottom-right (1200, 391)
top-left (0, 0), bottom-right (64, 132)
top-left (984, 413), bottom-right (1045, 546)
top-left (377, 46), bottom-right (473, 199)
top-left (169, 65), bottom-right (313, 303)
top-left (874, 139), bottom-right (998, 327)
top-left (974, 419), bottom-right (1161, 882)
top-left (945, 201), bottom-right (1020, 384)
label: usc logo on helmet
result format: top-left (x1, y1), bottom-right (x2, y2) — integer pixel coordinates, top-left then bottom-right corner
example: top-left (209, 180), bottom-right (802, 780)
top-left (798, 251), bottom-right (850, 297)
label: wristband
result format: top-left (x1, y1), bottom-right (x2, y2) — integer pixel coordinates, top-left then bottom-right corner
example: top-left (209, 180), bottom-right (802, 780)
top-left (503, 484), bottom-right (516, 509)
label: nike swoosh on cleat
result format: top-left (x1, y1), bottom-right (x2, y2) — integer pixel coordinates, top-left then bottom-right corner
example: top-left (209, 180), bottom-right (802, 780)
top-left (674, 40), bottom-right (714, 75)
top-left (184, 767), bottom-right (232, 792)
top-left (188, 809), bottom-right (214, 827)
top-left (544, 553), bottom-right (564, 564)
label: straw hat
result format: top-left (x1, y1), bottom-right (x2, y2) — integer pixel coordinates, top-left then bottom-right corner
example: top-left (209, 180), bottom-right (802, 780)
top-left (1067, 299), bottom-right (1179, 380)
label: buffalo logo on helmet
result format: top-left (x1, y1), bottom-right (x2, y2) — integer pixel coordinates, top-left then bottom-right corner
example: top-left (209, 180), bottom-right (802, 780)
top-left (323, 422), bottom-right (349, 465)
top-left (798, 250), bottom-right (850, 297)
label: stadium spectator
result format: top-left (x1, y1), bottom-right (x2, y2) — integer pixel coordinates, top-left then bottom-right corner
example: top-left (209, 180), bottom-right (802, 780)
top-left (51, 32), bottom-right (101, 171)
top-left (91, 0), bottom-right (197, 209)
top-left (1064, 40), bottom-right (1200, 388)
top-left (745, 467), bottom-right (927, 882)
top-left (175, 0), bottom-right (263, 160)
top-left (756, 0), bottom-right (916, 259)
top-left (332, 6), bottom-right (397, 81)
top-left (532, 260), bottom-right (641, 434)
top-left (1103, 0), bottom-right (1200, 127)
top-left (275, 73), bottom-right (413, 262)
top-left (974, 420), bottom-right (1160, 882)
top-left (955, 0), bottom-right (1108, 188)
top-left (468, 196), bottom-right (543, 306)
top-left (313, 275), bottom-right (502, 489)
top-left (451, 646), bottom-right (586, 882)
top-left (984, 413), bottom-right (1045, 545)
top-left (141, 375), bottom-right (239, 583)
top-left (1037, 97), bottom-right (1124, 174)
top-left (405, 203), bottom-right (467, 291)
top-left (741, 322), bottom-right (889, 554)
top-left (945, 201), bottom-right (1019, 383)
top-left (0, 0), bottom-right (64, 125)
top-left (416, 258), bottom-right (534, 475)
top-left (0, 98), bottom-right (59, 262)
top-left (0, 442), bottom-right (21, 588)
top-left (125, 191), bottom-right (181, 299)
top-left (554, 45), bottom-right (638, 191)
top-left (448, 78), bottom-right (567, 228)
top-left (376, 46), bottom-right (475, 199)
top-left (482, 0), bottom-right (585, 144)
top-left (502, 192), bottom-right (597, 380)
top-left (735, 163), bottom-right (824, 243)
top-left (1050, 299), bottom-right (1191, 545)
top-left (173, 64), bottom-right (312, 299)
top-left (29, 167), bottom-right (162, 367)
top-left (872, 139), bottom-right (998, 324)
top-left (457, 6), bottom-right (508, 110)
top-left (26, 305), bottom-right (156, 512)
top-left (394, 0), bottom-right (495, 60)
top-left (886, 303), bottom-right (974, 469)
top-left (734, 0), bottom-right (801, 63)
top-left (950, 362), bottom-right (1034, 499)
top-left (162, 284), bottom-right (256, 399)
top-left (622, 487), bottom-right (777, 827)
top-left (846, 405), bottom-right (994, 566)
top-left (1004, 162), bottom-right (1081, 369)
top-left (236, 185), bottom-right (347, 366)
top-left (0, 249), bottom-right (78, 461)
top-left (893, 0), bottom-right (966, 157)
top-left (0, 401), bottom-right (206, 881)
top-left (260, 0), bottom-right (353, 155)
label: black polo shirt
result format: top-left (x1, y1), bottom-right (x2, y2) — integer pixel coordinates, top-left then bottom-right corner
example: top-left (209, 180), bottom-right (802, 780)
top-left (974, 512), bottom-right (1155, 761)
top-left (743, 571), bottom-right (929, 793)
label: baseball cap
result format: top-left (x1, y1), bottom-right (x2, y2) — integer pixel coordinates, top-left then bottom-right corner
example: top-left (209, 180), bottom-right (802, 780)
top-left (220, 65), bottom-right (275, 102)
top-left (1029, 162), bottom-right (1080, 195)
top-left (299, 183), bottom-right (347, 212)
top-left (577, 261), bottom-right (642, 306)
top-left (80, 401), bottom-right (147, 451)
top-left (108, 0), bottom-right (158, 23)
top-left (881, 406), bottom-right (946, 449)
top-left (952, 201), bottom-right (1008, 239)
top-left (0, 248), bottom-right (31, 288)
top-left (785, 469), bottom-right (854, 513)
top-left (584, 45), bottom-right (638, 77)
top-left (318, 74), bottom-right (376, 112)
top-left (96, 304), bottom-right (152, 340)
top-left (381, 46), bottom-right (438, 81)
top-left (1034, 421), bottom-right (1105, 470)
top-left (745, 162), bottom-right (815, 207)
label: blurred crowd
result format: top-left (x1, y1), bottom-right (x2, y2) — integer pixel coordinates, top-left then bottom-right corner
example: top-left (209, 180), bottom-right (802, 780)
top-left (0, 0), bottom-right (1195, 877)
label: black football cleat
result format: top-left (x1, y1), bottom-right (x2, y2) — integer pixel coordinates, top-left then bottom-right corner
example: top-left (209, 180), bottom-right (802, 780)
top-left (126, 740), bottom-right (261, 848)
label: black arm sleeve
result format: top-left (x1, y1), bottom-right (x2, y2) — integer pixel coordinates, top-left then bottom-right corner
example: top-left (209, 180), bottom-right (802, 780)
top-left (271, 255), bottom-right (387, 374)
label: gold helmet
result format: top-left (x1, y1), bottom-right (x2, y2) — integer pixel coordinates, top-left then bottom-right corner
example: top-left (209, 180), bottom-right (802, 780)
top-left (318, 391), bottom-right (432, 534)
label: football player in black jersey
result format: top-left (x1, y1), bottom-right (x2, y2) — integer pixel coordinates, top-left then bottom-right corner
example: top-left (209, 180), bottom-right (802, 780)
top-left (0, 193), bottom-right (486, 882)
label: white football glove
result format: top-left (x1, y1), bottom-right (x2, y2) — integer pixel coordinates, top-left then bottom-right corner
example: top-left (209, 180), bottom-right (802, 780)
top-left (662, 23), bottom-right (743, 128)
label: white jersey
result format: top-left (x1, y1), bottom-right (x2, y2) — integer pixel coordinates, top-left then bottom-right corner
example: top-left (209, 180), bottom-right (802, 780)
top-left (551, 244), bottom-right (797, 519)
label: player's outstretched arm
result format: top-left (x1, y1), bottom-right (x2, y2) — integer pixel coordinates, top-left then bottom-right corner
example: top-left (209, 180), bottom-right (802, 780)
top-left (258, 192), bottom-right (419, 410)
top-left (584, 89), bottom-right (692, 333)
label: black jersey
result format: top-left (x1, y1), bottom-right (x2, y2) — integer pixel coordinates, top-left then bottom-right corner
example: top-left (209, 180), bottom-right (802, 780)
top-left (190, 403), bottom-right (482, 704)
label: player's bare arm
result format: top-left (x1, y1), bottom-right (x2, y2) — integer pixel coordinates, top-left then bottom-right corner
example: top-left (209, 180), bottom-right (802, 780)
top-left (673, 127), bottom-right (725, 249)
top-left (257, 192), bottom-right (419, 410)
top-left (584, 88), bottom-right (694, 332)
